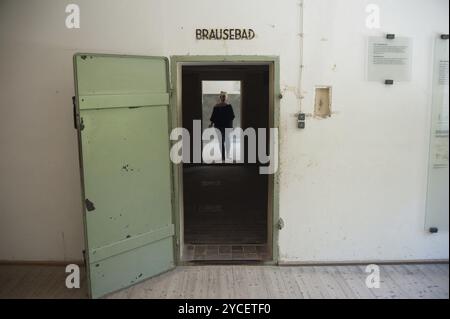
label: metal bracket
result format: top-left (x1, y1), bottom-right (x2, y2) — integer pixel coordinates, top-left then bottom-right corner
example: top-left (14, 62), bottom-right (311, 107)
top-left (72, 96), bottom-right (84, 131)
top-left (82, 249), bottom-right (87, 267)
top-left (386, 34), bottom-right (395, 40)
top-left (79, 117), bottom-right (85, 131)
top-left (277, 218), bottom-right (285, 230)
top-left (85, 198), bottom-right (96, 212)
top-left (72, 96), bottom-right (78, 130)
top-left (429, 227), bottom-right (439, 234)
top-left (297, 113), bottom-right (306, 129)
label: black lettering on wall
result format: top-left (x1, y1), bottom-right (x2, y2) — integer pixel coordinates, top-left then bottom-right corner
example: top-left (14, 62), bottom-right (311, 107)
top-left (195, 29), bottom-right (202, 40)
top-left (223, 29), bottom-right (229, 40)
top-left (229, 29), bottom-right (235, 40)
top-left (248, 29), bottom-right (255, 39)
top-left (235, 29), bottom-right (241, 40)
top-left (195, 28), bottom-right (256, 40)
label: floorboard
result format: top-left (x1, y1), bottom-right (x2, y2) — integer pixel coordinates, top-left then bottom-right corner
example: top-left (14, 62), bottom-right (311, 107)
top-left (0, 264), bottom-right (447, 299)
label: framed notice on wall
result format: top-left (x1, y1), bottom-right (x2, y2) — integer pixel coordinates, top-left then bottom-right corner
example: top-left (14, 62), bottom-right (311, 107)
top-left (425, 35), bottom-right (449, 232)
top-left (367, 36), bottom-right (413, 82)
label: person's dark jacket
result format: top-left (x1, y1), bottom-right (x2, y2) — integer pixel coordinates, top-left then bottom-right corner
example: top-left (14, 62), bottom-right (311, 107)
top-left (210, 103), bottom-right (235, 128)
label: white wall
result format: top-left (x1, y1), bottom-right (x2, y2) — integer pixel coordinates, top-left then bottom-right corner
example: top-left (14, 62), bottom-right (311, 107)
top-left (0, 0), bottom-right (166, 261)
top-left (281, 0), bottom-right (449, 262)
top-left (0, 0), bottom-right (448, 262)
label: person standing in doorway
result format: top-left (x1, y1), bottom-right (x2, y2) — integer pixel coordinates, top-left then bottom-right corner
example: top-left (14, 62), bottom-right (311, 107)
top-left (209, 91), bottom-right (235, 161)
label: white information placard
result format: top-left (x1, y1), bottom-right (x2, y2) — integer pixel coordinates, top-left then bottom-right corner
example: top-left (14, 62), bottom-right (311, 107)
top-left (367, 36), bottom-right (412, 82)
top-left (425, 36), bottom-right (449, 232)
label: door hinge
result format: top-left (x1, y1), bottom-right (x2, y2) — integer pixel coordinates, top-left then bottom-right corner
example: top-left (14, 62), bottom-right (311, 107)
top-left (72, 96), bottom-right (78, 130)
top-left (82, 249), bottom-right (87, 267)
top-left (72, 96), bottom-right (84, 131)
top-left (277, 218), bottom-right (285, 230)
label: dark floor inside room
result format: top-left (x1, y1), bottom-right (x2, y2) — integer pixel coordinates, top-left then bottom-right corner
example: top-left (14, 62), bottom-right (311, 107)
top-left (183, 165), bottom-right (269, 261)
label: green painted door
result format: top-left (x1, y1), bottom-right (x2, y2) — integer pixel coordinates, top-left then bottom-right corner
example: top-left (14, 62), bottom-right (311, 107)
top-left (73, 54), bottom-right (174, 298)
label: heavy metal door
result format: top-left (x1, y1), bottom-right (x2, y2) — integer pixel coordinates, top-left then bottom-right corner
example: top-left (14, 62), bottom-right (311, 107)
top-left (73, 54), bottom-right (174, 298)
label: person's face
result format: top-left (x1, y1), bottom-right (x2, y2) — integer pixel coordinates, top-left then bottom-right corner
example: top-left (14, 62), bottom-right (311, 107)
top-left (220, 95), bottom-right (226, 102)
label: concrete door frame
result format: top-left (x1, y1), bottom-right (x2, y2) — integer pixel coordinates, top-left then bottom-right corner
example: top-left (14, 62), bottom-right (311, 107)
top-left (169, 55), bottom-right (281, 265)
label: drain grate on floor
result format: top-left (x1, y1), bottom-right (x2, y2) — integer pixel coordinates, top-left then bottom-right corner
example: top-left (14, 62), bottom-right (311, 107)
top-left (183, 244), bottom-right (269, 261)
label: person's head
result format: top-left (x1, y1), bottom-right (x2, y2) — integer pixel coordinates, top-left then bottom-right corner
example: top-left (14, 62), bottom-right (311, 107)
top-left (219, 91), bottom-right (227, 103)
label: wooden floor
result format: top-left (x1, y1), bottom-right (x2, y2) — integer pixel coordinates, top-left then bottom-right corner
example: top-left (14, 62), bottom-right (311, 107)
top-left (0, 264), bottom-right (448, 299)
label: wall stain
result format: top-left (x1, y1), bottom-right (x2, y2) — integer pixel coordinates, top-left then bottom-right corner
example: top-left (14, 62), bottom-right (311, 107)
top-left (122, 164), bottom-right (135, 172)
top-left (281, 85), bottom-right (302, 100)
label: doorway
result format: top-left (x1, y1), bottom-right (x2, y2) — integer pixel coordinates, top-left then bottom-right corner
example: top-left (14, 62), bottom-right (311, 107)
top-left (73, 54), bottom-right (279, 297)
top-left (171, 58), bottom-right (279, 263)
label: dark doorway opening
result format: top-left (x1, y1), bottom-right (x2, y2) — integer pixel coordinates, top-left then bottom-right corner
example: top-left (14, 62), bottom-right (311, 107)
top-left (181, 64), bottom-right (271, 262)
